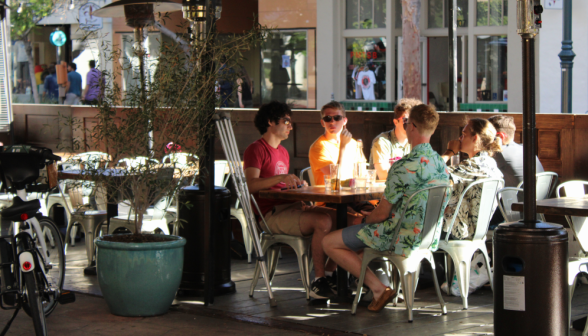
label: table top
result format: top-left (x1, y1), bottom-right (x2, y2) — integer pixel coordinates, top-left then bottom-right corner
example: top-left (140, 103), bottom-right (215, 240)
top-left (512, 196), bottom-right (588, 217)
top-left (58, 169), bottom-right (129, 180)
top-left (259, 186), bottom-right (385, 204)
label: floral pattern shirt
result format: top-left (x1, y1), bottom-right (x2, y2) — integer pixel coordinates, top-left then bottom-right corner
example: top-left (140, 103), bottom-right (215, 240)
top-left (357, 143), bottom-right (451, 257)
top-left (443, 151), bottom-right (503, 239)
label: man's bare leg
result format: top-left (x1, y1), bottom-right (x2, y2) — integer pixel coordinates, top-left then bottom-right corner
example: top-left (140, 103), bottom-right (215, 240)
top-left (299, 210), bottom-right (332, 278)
top-left (322, 230), bottom-right (388, 300)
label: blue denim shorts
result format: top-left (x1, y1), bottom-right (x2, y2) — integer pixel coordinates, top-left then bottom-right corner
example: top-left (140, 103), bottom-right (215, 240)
top-left (341, 224), bottom-right (369, 251)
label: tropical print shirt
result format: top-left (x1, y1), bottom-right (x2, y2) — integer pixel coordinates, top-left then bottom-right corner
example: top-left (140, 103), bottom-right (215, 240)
top-left (357, 143), bottom-right (451, 257)
top-left (443, 151), bottom-right (503, 239)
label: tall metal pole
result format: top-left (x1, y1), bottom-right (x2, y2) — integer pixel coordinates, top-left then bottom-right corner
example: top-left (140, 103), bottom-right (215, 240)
top-left (447, 0), bottom-right (457, 111)
top-left (558, 0), bottom-right (574, 113)
top-left (521, 36), bottom-right (537, 224)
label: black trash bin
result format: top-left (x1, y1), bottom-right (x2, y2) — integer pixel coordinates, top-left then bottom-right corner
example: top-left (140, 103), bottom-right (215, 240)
top-left (493, 222), bottom-right (568, 335)
top-left (176, 186), bottom-right (235, 297)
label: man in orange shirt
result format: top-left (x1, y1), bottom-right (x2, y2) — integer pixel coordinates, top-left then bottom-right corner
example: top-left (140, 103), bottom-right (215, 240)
top-left (308, 101), bottom-right (373, 212)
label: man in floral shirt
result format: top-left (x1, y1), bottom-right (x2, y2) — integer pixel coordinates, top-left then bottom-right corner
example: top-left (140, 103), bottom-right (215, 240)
top-left (323, 104), bottom-right (450, 312)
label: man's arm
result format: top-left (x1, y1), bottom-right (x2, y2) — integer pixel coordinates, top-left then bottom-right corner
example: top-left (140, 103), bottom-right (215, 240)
top-left (364, 197), bottom-right (393, 223)
top-left (441, 140), bottom-right (461, 163)
top-left (65, 79), bottom-right (70, 93)
top-left (374, 162), bottom-right (389, 180)
top-left (245, 167), bottom-right (302, 194)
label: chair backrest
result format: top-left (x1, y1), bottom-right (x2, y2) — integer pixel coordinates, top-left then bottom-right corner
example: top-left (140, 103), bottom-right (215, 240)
top-left (298, 167), bottom-right (316, 186)
top-left (517, 171), bottom-right (558, 200)
top-left (163, 153), bottom-right (198, 168)
top-left (118, 156), bottom-right (160, 168)
top-left (390, 185), bottom-right (452, 252)
top-left (496, 187), bottom-right (524, 223)
top-left (445, 178), bottom-right (504, 242)
top-left (557, 181), bottom-right (588, 198)
top-left (557, 180), bottom-right (588, 253)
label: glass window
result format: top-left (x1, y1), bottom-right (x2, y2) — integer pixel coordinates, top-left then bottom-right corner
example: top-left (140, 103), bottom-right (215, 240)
top-left (346, 37), bottom-right (387, 100)
top-left (260, 31), bottom-right (310, 108)
top-left (477, 0), bottom-right (507, 26)
top-left (121, 33), bottom-right (161, 92)
top-left (476, 35), bottom-right (507, 101)
top-left (428, 0), bottom-right (469, 28)
top-left (346, 0), bottom-right (387, 29)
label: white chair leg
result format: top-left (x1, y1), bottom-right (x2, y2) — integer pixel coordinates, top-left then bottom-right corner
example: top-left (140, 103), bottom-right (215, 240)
top-left (427, 254), bottom-right (447, 315)
top-left (454, 257), bottom-right (472, 310)
top-left (70, 224), bottom-right (78, 247)
top-left (352, 250), bottom-right (376, 315)
top-left (232, 210), bottom-right (253, 264)
top-left (249, 240), bottom-right (271, 297)
top-left (400, 269), bottom-right (417, 322)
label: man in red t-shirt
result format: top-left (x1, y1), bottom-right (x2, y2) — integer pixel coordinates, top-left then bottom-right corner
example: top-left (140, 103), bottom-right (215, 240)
top-left (244, 101), bottom-right (338, 300)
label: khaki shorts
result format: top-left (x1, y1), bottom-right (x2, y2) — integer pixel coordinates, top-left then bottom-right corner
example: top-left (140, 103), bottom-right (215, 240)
top-left (263, 201), bottom-right (306, 237)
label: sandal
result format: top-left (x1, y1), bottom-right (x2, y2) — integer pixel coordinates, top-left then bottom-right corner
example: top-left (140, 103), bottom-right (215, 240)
top-left (367, 287), bottom-right (397, 312)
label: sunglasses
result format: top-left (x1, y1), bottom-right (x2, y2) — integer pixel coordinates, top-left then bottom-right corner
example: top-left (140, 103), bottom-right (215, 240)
top-left (322, 115), bottom-right (344, 123)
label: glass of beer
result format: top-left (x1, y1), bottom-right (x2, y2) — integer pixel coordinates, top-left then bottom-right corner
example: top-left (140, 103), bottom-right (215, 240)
top-left (330, 164), bottom-right (340, 191)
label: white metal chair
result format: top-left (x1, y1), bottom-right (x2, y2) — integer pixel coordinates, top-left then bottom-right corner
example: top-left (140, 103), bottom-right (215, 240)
top-left (438, 178), bottom-right (504, 310)
top-left (556, 181), bottom-right (588, 335)
top-left (351, 185), bottom-right (452, 319)
top-left (61, 183), bottom-right (109, 267)
top-left (517, 172), bottom-right (558, 221)
top-left (117, 156), bottom-right (160, 168)
top-left (108, 168), bottom-right (176, 235)
top-left (162, 153), bottom-right (198, 168)
top-left (299, 167), bottom-right (316, 186)
top-left (248, 196), bottom-right (312, 300)
top-left (496, 187), bottom-right (524, 223)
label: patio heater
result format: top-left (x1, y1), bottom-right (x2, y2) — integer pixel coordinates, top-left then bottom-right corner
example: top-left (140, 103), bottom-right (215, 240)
top-left (93, 0), bottom-right (182, 150)
top-left (493, 1), bottom-right (568, 335)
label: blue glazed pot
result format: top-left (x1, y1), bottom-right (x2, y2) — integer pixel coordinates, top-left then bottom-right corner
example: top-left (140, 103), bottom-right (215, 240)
top-left (95, 234), bottom-right (186, 316)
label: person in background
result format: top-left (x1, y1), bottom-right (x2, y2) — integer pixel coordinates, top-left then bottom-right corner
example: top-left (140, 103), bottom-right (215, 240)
top-left (486, 115), bottom-right (544, 228)
top-left (236, 67), bottom-right (253, 108)
top-left (34, 65), bottom-right (44, 92)
top-left (323, 104), bottom-right (450, 312)
top-left (488, 115), bottom-right (544, 188)
top-left (65, 63), bottom-right (82, 105)
top-left (218, 58), bottom-right (234, 108)
top-left (440, 118), bottom-right (503, 240)
top-left (83, 60), bottom-right (103, 105)
top-left (369, 98), bottom-right (422, 180)
top-left (43, 65), bottom-right (58, 103)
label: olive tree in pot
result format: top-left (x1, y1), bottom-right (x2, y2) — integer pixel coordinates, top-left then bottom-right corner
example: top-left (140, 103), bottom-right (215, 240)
top-left (64, 15), bottom-right (264, 316)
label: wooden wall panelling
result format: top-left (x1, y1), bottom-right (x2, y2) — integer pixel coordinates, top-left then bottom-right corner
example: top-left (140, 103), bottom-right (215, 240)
top-left (574, 115), bottom-right (588, 181)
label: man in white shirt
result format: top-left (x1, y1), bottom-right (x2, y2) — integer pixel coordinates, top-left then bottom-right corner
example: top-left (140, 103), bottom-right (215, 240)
top-left (369, 98), bottom-right (422, 179)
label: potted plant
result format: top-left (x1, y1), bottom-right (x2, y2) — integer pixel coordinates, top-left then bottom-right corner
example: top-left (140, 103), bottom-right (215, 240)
top-left (61, 12), bottom-right (265, 316)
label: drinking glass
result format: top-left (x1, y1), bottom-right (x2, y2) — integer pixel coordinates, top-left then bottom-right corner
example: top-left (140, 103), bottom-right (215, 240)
top-left (324, 175), bottom-right (332, 192)
top-left (355, 177), bottom-right (367, 190)
top-left (366, 169), bottom-right (376, 188)
top-left (330, 164), bottom-right (340, 191)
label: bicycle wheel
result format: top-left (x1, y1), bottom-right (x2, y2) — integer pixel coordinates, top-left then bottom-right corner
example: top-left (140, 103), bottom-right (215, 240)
top-left (25, 217), bottom-right (65, 316)
top-left (23, 261), bottom-right (48, 336)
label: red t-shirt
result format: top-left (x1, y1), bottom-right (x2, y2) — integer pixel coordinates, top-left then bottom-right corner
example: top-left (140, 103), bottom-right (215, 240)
top-left (243, 138), bottom-right (295, 216)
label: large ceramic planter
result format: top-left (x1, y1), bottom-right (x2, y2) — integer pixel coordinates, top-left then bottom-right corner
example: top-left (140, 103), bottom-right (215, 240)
top-left (95, 234), bottom-right (186, 316)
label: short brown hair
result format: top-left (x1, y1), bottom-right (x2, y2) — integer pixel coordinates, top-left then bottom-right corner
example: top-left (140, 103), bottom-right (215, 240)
top-left (320, 101), bottom-right (346, 117)
top-left (394, 98), bottom-right (422, 119)
top-left (488, 115), bottom-right (516, 142)
top-left (468, 118), bottom-right (502, 155)
top-left (409, 104), bottom-right (439, 136)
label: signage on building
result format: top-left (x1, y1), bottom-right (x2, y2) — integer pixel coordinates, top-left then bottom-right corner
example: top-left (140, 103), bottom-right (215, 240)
top-left (50, 30), bottom-right (67, 47)
top-left (79, 2), bottom-right (103, 30)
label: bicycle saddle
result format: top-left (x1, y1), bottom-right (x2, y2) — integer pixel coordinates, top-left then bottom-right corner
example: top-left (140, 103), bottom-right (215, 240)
top-left (1, 196), bottom-right (41, 222)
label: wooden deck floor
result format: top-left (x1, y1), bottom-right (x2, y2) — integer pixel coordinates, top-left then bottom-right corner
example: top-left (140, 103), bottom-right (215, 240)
top-left (64, 238), bottom-right (588, 336)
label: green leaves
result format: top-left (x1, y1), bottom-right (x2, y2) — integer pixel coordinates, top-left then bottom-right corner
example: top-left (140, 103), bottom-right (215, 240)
top-left (11, 0), bottom-right (55, 40)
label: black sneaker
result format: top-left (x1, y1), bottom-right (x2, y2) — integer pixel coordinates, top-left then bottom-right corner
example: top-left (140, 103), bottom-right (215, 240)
top-left (310, 277), bottom-right (336, 299)
top-left (326, 271), bottom-right (338, 295)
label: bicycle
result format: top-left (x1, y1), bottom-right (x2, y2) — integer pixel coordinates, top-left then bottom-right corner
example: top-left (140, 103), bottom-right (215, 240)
top-left (0, 145), bottom-right (75, 335)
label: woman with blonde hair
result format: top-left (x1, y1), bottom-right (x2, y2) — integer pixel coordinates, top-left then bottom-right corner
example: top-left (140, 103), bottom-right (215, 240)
top-left (440, 118), bottom-right (503, 239)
